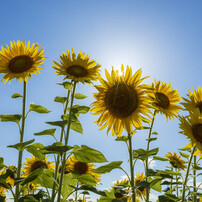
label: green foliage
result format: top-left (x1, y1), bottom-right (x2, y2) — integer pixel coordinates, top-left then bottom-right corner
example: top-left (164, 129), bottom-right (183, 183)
top-left (93, 161), bottom-right (123, 174)
top-left (0, 114), bottom-right (21, 124)
top-left (29, 104), bottom-right (51, 113)
top-left (74, 93), bottom-right (87, 99)
top-left (7, 139), bottom-right (35, 151)
top-left (71, 119), bottom-right (83, 134)
top-left (34, 128), bottom-right (56, 139)
top-left (0, 157), bottom-right (5, 170)
top-left (57, 81), bottom-right (73, 90)
top-left (153, 156), bottom-right (168, 161)
top-left (46, 120), bottom-right (68, 128)
top-left (26, 143), bottom-right (45, 160)
top-left (70, 172), bottom-right (96, 186)
top-left (115, 136), bottom-right (128, 142)
top-left (72, 145), bottom-right (108, 163)
top-left (71, 105), bottom-right (90, 114)
top-left (54, 96), bottom-right (67, 104)
top-left (150, 178), bottom-right (162, 192)
top-left (133, 148), bottom-right (159, 160)
top-left (11, 93), bottom-right (23, 98)
top-left (179, 151), bottom-right (189, 159)
top-left (158, 193), bottom-right (179, 202)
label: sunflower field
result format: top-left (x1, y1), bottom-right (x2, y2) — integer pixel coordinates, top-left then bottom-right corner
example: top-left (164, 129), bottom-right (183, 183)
top-left (0, 40), bottom-right (201, 202)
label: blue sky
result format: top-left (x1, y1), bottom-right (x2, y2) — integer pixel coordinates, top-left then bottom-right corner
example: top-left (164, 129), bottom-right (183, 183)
top-left (0, 0), bottom-right (202, 201)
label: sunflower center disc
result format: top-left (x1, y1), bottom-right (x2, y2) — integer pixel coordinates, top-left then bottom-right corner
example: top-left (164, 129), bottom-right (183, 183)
top-left (104, 84), bottom-right (139, 118)
top-left (30, 161), bottom-right (48, 172)
top-left (192, 124), bottom-right (202, 143)
top-left (74, 162), bottom-right (88, 174)
top-left (155, 92), bottom-right (170, 109)
top-left (115, 193), bottom-right (124, 199)
top-left (66, 65), bottom-right (88, 77)
top-left (135, 180), bottom-right (145, 192)
top-left (196, 102), bottom-right (202, 113)
top-left (9, 55), bottom-right (33, 73)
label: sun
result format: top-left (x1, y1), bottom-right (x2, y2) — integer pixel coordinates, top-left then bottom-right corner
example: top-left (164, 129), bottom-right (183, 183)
top-left (0, 40), bottom-right (45, 83)
top-left (91, 65), bottom-right (151, 137)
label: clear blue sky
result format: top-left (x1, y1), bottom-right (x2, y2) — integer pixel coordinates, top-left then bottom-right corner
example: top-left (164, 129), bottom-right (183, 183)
top-left (0, 0), bottom-right (202, 201)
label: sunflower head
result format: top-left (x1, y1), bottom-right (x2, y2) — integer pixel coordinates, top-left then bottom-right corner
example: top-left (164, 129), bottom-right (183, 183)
top-left (134, 172), bottom-right (146, 200)
top-left (181, 86), bottom-right (202, 113)
top-left (147, 80), bottom-right (182, 120)
top-left (0, 40), bottom-right (45, 83)
top-left (52, 48), bottom-right (101, 84)
top-left (66, 155), bottom-right (101, 184)
top-left (165, 152), bottom-right (186, 170)
top-left (179, 109), bottom-right (202, 152)
top-left (22, 183), bottom-right (39, 195)
top-left (91, 65), bottom-right (151, 137)
top-left (22, 155), bottom-right (54, 177)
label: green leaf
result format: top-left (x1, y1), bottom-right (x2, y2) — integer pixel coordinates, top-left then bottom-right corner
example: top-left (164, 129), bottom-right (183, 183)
top-left (146, 138), bottom-right (157, 142)
top-left (34, 128), bottom-right (56, 139)
top-left (42, 142), bottom-right (73, 156)
top-left (0, 158), bottom-right (5, 170)
top-left (46, 120), bottom-right (68, 128)
top-left (152, 132), bottom-right (158, 135)
top-left (71, 105), bottom-right (90, 114)
top-left (150, 179), bottom-right (162, 192)
top-left (54, 96), bottom-right (67, 104)
top-left (0, 114), bottom-right (21, 124)
top-left (115, 136), bottom-right (128, 142)
top-left (7, 139), bottom-right (35, 151)
top-left (29, 104), bottom-right (51, 113)
top-left (153, 156), bottom-right (168, 161)
top-left (179, 152), bottom-right (189, 159)
top-left (71, 120), bottom-right (83, 134)
top-left (134, 181), bottom-right (150, 189)
top-left (193, 165), bottom-right (202, 170)
top-left (70, 172), bottom-right (96, 186)
top-left (93, 161), bottom-right (123, 174)
top-left (11, 93), bottom-right (22, 98)
top-left (26, 143), bottom-right (45, 160)
top-left (57, 82), bottom-right (73, 90)
top-left (72, 145), bottom-right (108, 163)
top-left (74, 93), bottom-right (87, 99)
top-left (133, 148), bottom-right (159, 160)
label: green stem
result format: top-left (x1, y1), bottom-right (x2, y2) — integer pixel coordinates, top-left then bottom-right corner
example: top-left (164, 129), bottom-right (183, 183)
top-left (128, 132), bottom-right (136, 202)
top-left (170, 167), bottom-right (173, 193)
top-left (51, 89), bottom-right (71, 202)
top-left (145, 110), bottom-right (156, 202)
top-left (57, 81), bottom-right (77, 202)
top-left (193, 148), bottom-right (197, 202)
top-left (182, 147), bottom-right (196, 202)
top-left (15, 81), bottom-right (27, 201)
top-left (176, 168), bottom-right (179, 198)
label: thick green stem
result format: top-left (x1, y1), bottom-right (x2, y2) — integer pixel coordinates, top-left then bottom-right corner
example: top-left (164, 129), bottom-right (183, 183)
top-left (145, 110), bottom-right (156, 202)
top-left (128, 132), bottom-right (136, 202)
top-left (193, 149), bottom-right (197, 202)
top-left (51, 89), bottom-right (71, 202)
top-left (15, 81), bottom-right (27, 201)
top-left (182, 147), bottom-right (196, 202)
top-left (170, 167), bottom-right (173, 193)
top-left (57, 81), bottom-right (77, 202)
top-left (176, 168), bottom-right (179, 198)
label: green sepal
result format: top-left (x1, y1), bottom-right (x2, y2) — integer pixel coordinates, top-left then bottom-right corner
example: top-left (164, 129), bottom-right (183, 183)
top-left (11, 93), bottom-right (23, 98)
top-left (92, 161), bottom-right (123, 174)
top-left (7, 139), bottom-right (35, 151)
top-left (0, 114), bottom-right (21, 124)
top-left (72, 145), bottom-right (108, 163)
top-left (29, 104), bottom-right (51, 113)
top-left (74, 93), bottom-right (87, 99)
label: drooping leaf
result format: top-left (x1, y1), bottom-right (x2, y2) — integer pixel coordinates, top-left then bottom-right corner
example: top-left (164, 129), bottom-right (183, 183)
top-left (46, 120), bottom-right (68, 128)
top-left (72, 145), bottom-right (108, 163)
top-left (11, 93), bottom-right (23, 98)
top-left (71, 120), bottom-right (83, 134)
top-left (34, 128), bottom-right (56, 139)
top-left (54, 96), bottom-right (67, 104)
top-left (74, 93), bottom-right (87, 99)
top-left (152, 132), bottom-right (158, 135)
top-left (193, 165), bottom-right (202, 170)
top-left (115, 136), bottom-right (128, 142)
top-left (71, 105), bottom-right (90, 114)
top-left (133, 148), bottom-right (159, 160)
top-left (153, 156), bottom-right (168, 161)
top-left (26, 143), bottom-right (45, 160)
top-left (29, 104), bottom-right (51, 113)
top-left (93, 161), bottom-right (123, 174)
top-left (179, 152), bottom-right (189, 159)
top-left (146, 138), bottom-right (157, 142)
top-left (57, 82), bottom-right (73, 90)
top-left (7, 139), bottom-right (35, 151)
top-left (0, 114), bottom-right (21, 124)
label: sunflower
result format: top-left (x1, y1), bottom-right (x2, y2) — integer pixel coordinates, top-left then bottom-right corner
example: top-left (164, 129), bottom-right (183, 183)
top-left (181, 86), bottom-right (202, 113)
top-left (66, 155), bottom-right (101, 184)
top-left (165, 152), bottom-right (186, 170)
top-left (91, 65), bottom-right (151, 137)
top-left (22, 182), bottom-right (39, 195)
top-left (134, 172), bottom-right (146, 200)
top-left (22, 155), bottom-right (54, 177)
top-left (147, 79), bottom-right (182, 120)
top-left (179, 109), bottom-right (202, 152)
top-left (0, 40), bottom-right (45, 83)
top-left (52, 48), bottom-right (101, 84)
top-left (0, 170), bottom-right (8, 197)
top-left (1, 165), bottom-right (16, 187)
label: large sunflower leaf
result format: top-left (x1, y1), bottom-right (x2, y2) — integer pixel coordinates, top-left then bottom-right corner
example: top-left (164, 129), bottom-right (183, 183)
top-left (70, 172), bottom-right (96, 186)
top-left (70, 120), bottom-right (83, 134)
top-left (0, 114), bottom-right (22, 124)
top-left (92, 161), bottom-right (123, 174)
top-left (26, 143), bottom-right (45, 160)
top-left (29, 104), bottom-right (51, 113)
top-left (72, 145), bottom-right (108, 163)
top-left (7, 139), bottom-right (35, 151)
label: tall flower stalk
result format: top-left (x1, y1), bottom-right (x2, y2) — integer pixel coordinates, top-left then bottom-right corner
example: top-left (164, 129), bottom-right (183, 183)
top-left (15, 81), bottom-right (27, 201)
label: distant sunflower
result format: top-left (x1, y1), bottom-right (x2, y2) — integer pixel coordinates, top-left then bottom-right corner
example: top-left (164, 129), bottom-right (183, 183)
top-left (0, 170), bottom-right (8, 197)
top-left (0, 40), bottom-right (45, 83)
top-left (66, 155), bottom-right (101, 184)
top-left (165, 152), bottom-right (186, 170)
top-left (2, 165), bottom-right (16, 187)
top-left (91, 65), bottom-right (151, 137)
top-left (134, 172), bottom-right (146, 200)
top-left (52, 48), bottom-right (101, 84)
top-left (147, 80), bottom-right (182, 120)
top-left (22, 183), bottom-right (39, 195)
top-left (179, 109), bottom-right (202, 152)
top-left (181, 86), bottom-right (202, 113)
top-left (22, 155), bottom-right (54, 177)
